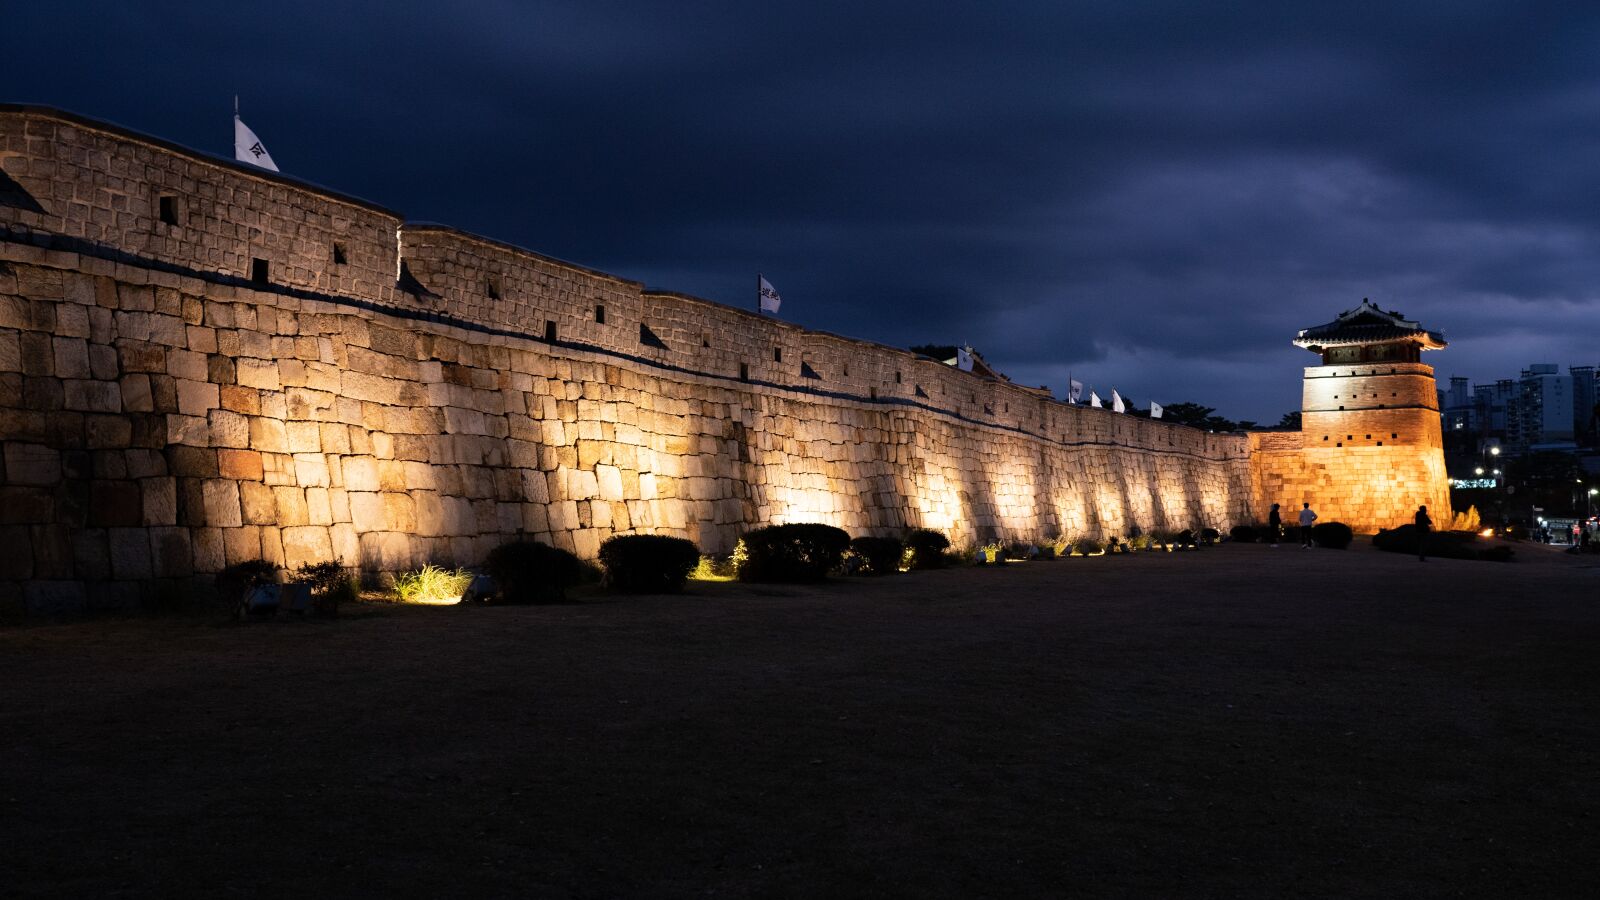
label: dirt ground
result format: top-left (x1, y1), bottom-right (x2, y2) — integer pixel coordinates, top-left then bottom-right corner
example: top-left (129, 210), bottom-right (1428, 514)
top-left (3, 541), bottom-right (1598, 899)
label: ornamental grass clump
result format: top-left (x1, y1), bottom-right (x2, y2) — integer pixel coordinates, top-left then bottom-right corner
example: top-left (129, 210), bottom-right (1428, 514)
top-left (392, 565), bottom-right (473, 604)
top-left (598, 534), bottom-right (702, 593)
top-left (737, 523), bottom-right (852, 583)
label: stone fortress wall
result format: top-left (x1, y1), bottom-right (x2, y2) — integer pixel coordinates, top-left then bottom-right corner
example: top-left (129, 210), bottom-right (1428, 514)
top-left (0, 106), bottom-right (1261, 611)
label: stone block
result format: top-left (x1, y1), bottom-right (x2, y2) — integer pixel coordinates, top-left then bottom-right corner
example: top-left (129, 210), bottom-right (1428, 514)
top-left (286, 421), bottom-right (322, 453)
top-left (0, 526), bottom-right (32, 579)
top-left (191, 527), bottom-right (226, 572)
top-left (63, 379), bottom-right (121, 413)
top-left (109, 527), bottom-right (154, 579)
top-left (217, 449), bottom-right (264, 481)
top-left (176, 379), bottom-right (219, 416)
top-left (53, 337), bottom-right (91, 378)
top-left (208, 409), bottom-right (250, 449)
top-left (223, 526), bottom-right (262, 565)
top-left (273, 486), bottom-right (309, 524)
top-left (166, 349), bottom-right (208, 382)
top-left (348, 491), bottom-right (384, 532)
top-left (357, 531), bottom-right (413, 571)
top-left (140, 477), bottom-right (178, 526)
top-left (293, 453), bottom-right (330, 488)
top-left (150, 527), bottom-right (193, 577)
top-left (596, 464), bottom-right (624, 501)
top-left (239, 481), bottom-right (278, 525)
top-left (281, 525), bottom-right (333, 568)
top-left (305, 487), bottom-right (333, 526)
top-left (120, 374), bottom-right (154, 411)
top-left (202, 479), bottom-right (243, 528)
top-left (382, 492), bottom-right (417, 532)
top-left (0, 331), bottom-right (20, 374)
top-left (220, 385), bottom-right (261, 415)
top-left (4, 443), bottom-right (61, 485)
top-left (249, 416), bottom-right (288, 453)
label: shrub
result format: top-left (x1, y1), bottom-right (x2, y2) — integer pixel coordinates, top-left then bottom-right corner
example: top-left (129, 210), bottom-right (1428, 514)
top-left (486, 540), bottom-right (584, 603)
top-left (737, 523), bottom-right (852, 582)
top-left (1311, 522), bottom-right (1354, 549)
top-left (1175, 529), bottom-right (1198, 549)
top-left (905, 529), bottom-right (951, 569)
top-left (598, 534), bottom-right (702, 593)
top-left (294, 561), bottom-right (352, 616)
top-left (1200, 527), bottom-right (1220, 546)
top-left (1372, 525), bottom-right (1515, 562)
top-left (1228, 525), bottom-right (1257, 543)
top-left (1072, 537), bottom-right (1104, 556)
top-left (392, 565), bottom-right (473, 604)
top-left (849, 536), bottom-right (905, 576)
top-left (216, 559), bottom-right (278, 608)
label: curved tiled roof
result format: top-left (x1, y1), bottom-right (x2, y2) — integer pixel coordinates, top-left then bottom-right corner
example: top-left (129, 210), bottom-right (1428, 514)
top-left (1293, 299), bottom-right (1446, 351)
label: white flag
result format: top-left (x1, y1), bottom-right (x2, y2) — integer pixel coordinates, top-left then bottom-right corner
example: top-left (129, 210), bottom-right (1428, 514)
top-left (1111, 389), bottom-right (1126, 413)
top-left (956, 346), bottom-right (974, 372)
top-left (1089, 391), bottom-right (1103, 409)
top-left (758, 276), bottom-right (781, 315)
top-left (1150, 400), bottom-right (1164, 419)
top-left (1068, 379), bottom-right (1084, 404)
top-left (234, 115), bottom-right (279, 172)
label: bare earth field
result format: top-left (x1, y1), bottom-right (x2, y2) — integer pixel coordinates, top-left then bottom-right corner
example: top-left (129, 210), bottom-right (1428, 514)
top-left (3, 542), bottom-right (1599, 899)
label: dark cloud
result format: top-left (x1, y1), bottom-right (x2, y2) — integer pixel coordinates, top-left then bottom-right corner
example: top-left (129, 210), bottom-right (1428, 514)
top-left (11, 1), bottom-right (1600, 420)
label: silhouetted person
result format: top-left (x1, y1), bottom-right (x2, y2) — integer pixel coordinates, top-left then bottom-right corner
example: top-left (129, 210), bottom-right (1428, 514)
top-left (1268, 503), bottom-right (1281, 548)
top-left (1298, 502), bottom-right (1318, 548)
top-left (1415, 505), bottom-right (1432, 562)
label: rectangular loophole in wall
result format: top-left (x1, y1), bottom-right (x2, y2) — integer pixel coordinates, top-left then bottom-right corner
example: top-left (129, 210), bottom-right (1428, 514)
top-left (486, 276), bottom-right (501, 300)
top-left (869, 387), bottom-right (877, 399)
top-left (332, 242), bottom-right (347, 265)
top-left (544, 320), bottom-right (557, 342)
top-left (250, 258), bottom-right (269, 285)
top-left (774, 347), bottom-right (782, 363)
top-left (701, 333), bottom-right (711, 348)
top-left (895, 371), bottom-right (902, 383)
top-left (739, 362), bottom-right (749, 382)
top-left (158, 195), bottom-right (179, 226)
top-left (595, 304), bottom-right (606, 324)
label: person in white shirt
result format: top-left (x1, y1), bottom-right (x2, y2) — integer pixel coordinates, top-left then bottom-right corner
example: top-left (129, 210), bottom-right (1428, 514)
top-left (1298, 502), bottom-right (1318, 548)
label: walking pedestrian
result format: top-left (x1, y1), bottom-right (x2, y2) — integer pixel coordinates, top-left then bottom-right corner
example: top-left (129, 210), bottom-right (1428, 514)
top-left (1414, 504), bottom-right (1432, 562)
top-left (1298, 502), bottom-right (1318, 548)
top-left (1268, 503), bottom-right (1282, 548)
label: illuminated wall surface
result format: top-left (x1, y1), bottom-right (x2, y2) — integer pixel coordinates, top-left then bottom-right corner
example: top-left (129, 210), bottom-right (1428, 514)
top-left (0, 107), bottom-right (1444, 612)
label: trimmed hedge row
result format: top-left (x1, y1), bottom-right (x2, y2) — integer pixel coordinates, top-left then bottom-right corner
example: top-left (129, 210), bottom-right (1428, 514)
top-left (738, 523), bottom-right (853, 582)
top-left (598, 534), bottom-right (702, 593)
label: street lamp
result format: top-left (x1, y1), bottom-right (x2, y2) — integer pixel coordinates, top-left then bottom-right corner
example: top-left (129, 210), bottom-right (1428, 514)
top-left (1475, 466), bottom-right (1485, 476)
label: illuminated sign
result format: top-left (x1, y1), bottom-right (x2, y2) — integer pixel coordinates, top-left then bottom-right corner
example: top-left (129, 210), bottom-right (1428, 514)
top-left (1451, 478), bottom-right (1497, 489)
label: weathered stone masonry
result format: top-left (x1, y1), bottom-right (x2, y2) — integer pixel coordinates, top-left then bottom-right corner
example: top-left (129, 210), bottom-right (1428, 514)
top-left (0, 106), bottom-right (1444, 612)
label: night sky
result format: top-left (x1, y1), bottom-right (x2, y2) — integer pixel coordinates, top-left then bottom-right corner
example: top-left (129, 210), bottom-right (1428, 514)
top-left (12, 2), bottom-right (1600, 422)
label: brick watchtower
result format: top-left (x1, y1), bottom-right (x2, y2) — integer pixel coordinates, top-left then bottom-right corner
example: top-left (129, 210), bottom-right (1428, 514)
top-left (1250, 300), bottom-right (1453, 533)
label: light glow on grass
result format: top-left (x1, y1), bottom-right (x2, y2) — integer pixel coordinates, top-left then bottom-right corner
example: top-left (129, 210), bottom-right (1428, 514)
top-left (391, 565), bottom-right (473, 605)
